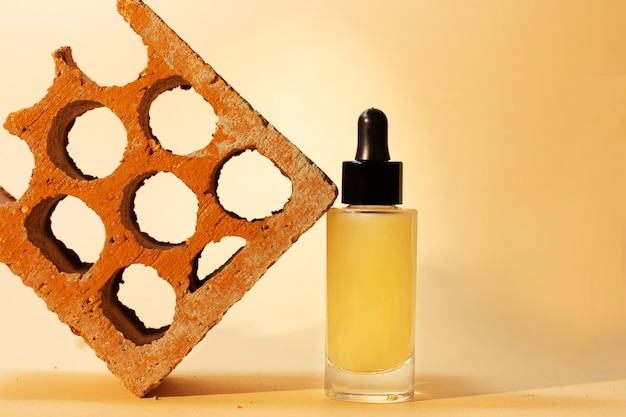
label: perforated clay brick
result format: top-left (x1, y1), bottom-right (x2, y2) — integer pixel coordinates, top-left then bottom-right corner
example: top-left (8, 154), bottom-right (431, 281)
top-left (0, 0), bottom-right (337, 396)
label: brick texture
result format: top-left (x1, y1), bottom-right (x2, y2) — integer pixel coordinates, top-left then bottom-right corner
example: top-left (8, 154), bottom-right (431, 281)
top-left (0, 0), bottom-right (336, 396)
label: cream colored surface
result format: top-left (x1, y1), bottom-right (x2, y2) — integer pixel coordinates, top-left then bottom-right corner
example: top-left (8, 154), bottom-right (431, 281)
top-left (0, 0), bottom-right (625, 414)
top-left (1, 373), bottom-right (625, 417)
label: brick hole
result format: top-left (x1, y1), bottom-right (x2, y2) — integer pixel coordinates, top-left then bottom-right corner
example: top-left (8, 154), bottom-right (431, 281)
top-left (66, 107), bottom-right (127, 178)
top-left (216, 149), bottom-right (292, 220)
top-left (48, 100), bottom-right (102, 180)
top-left (149, 85), bottom-right (218, 155)
top-left (101, 264), bottom-right (175, 346)
top-left (117, 264), bottom-right (176, 330)
top-left (50, 195), bottom-right (106, 264)
top-left (190, 236), bottom-right (246, 291)
top-left (133, 172), bottom-right (198, 244)
top-left (25, 195), bottom-right (104, 274)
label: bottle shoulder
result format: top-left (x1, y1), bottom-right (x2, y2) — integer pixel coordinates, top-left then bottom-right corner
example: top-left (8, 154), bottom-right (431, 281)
top-left (329, 205), bottom-right (417, 215)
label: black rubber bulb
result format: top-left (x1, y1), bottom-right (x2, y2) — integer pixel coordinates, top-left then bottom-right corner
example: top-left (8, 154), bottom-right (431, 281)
top-left (341, 108), bottom-right (402, 205)
top-left (355, 108), bottom-right (390, 162)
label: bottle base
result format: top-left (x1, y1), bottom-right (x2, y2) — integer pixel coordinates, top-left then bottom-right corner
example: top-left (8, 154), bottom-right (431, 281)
top-left (325, 390), bottom-right (414, 404)
top-left (324, 357), bottom-right (415, 403)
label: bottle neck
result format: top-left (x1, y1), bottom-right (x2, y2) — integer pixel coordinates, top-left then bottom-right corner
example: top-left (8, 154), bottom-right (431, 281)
top-left (346, 204), bottom-right (399, 209)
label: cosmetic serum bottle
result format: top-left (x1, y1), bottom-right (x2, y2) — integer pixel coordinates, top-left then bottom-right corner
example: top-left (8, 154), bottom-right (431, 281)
top-left (325, 108), bottom-right (417, 403)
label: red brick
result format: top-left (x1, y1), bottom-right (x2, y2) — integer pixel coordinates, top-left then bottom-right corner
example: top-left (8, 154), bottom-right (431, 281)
top-left (0, 0), bottom-right (336, 396)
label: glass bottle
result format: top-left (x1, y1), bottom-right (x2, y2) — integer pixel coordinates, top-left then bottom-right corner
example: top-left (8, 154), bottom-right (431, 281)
top-left (325, 108), bottom-right (417, 403)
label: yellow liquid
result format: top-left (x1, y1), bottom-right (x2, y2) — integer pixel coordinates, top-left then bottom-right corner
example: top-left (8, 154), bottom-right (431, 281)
top-left (326, 206), bottom-right (417, 373)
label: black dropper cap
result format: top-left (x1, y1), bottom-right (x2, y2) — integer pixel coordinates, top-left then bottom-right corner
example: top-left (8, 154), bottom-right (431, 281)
top-left (341, 108), bottom-right (402, 205)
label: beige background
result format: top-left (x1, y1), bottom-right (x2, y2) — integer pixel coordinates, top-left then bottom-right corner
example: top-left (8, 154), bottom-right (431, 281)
top-left (1, 0), bottom-right (625, 404)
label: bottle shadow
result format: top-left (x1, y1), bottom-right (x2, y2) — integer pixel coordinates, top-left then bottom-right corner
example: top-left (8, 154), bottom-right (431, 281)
top-left (0, 370), bottom-right (322, 402)
top-left (152, 373), bottom-right (322, 397)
